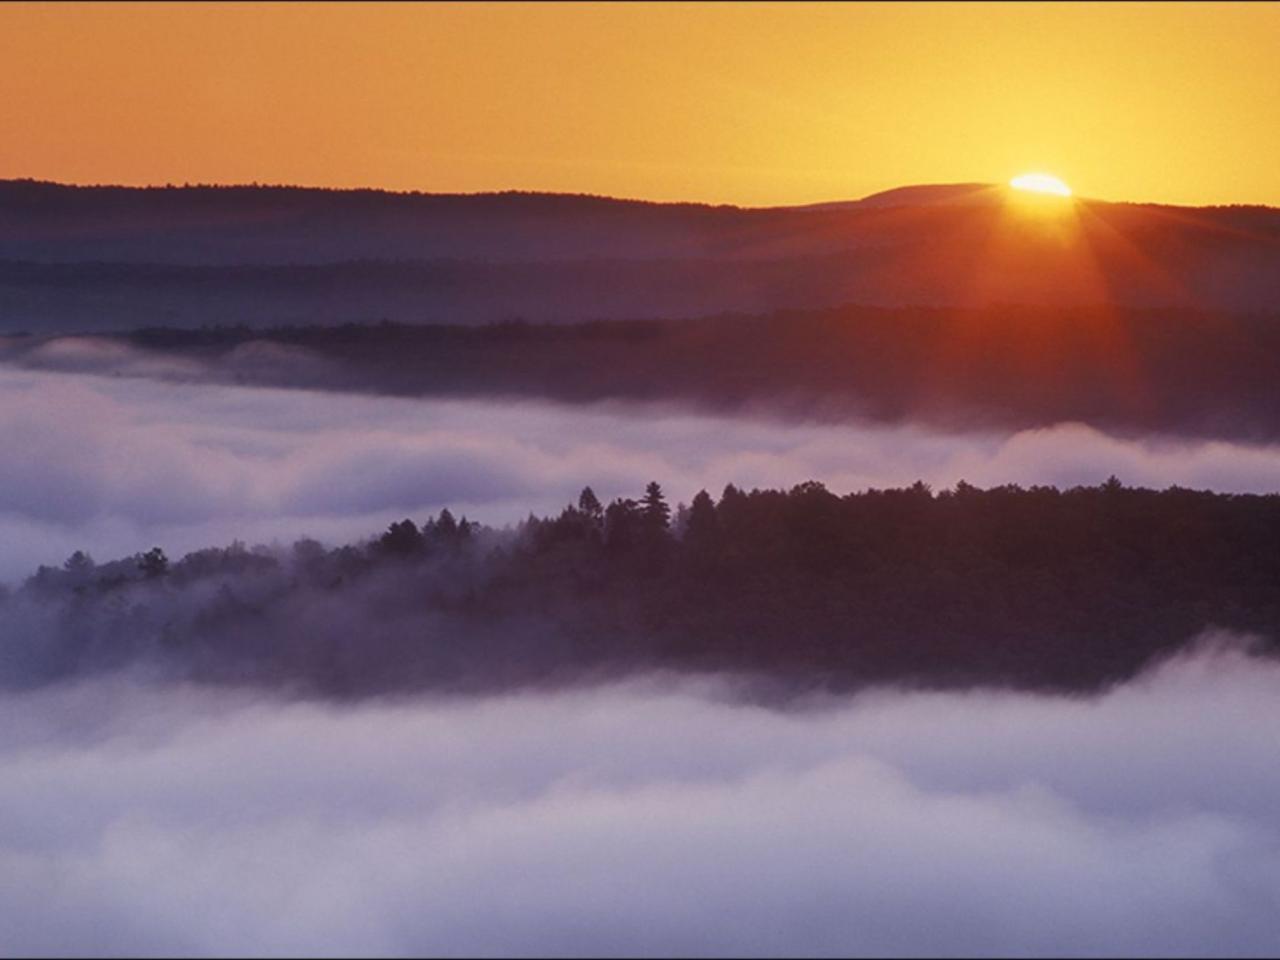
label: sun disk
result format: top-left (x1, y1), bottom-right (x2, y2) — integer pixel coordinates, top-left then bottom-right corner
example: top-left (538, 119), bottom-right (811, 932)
top-left (1010, 173), bottom-right (1073, 197)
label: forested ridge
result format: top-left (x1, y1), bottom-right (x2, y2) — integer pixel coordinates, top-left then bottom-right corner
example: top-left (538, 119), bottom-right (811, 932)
top-left (11, 303), bottom-right (1280, 440)
top-left (6, 478), bottom-right (1279, 696)
top-left (3, 178), bottom-right (1279, 330)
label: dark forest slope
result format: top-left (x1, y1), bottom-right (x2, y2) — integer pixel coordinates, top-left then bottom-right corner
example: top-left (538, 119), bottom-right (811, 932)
top-left (8, 303), bottom-right (1280, 441)
top-left (7, 479), bottom-right (1279, 697)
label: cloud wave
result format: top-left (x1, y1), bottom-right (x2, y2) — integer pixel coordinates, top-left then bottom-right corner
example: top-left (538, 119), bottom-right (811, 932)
top-left (2, 640), bottom-right (1279, 956)
top-left (5, 364), bottom-right (1280, 583)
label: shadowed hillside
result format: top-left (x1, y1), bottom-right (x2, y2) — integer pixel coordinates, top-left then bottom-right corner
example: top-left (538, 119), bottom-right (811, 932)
top-left (8, 303), bottom-right (1280, 442)
top-left (1, 179), bottom-right (1277, 330)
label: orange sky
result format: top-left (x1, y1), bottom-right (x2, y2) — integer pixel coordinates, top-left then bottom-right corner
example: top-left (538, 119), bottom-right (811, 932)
top-left (2, 2), bottom-right (1277, 207)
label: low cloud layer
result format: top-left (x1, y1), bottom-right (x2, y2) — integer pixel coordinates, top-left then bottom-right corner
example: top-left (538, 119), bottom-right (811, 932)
top-left (6, 363), bottom-right (1280, 582)
top-left (1, 640), bottom-right (1279, 956)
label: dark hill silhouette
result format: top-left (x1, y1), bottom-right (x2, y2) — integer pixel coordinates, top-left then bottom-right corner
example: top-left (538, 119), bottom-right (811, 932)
top-left (8, 303), bottom-right (1280, 443)
top-left (0, 179), bottom-right (1277, 330)
top-left (841, 182), bottom-right (997, 209)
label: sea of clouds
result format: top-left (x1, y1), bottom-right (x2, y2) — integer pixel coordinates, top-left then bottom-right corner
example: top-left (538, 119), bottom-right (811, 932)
top-left (1, 639), bottom-right (1278, 956)
top-left (4, 352), bottom-right (1280, 956)
top-left (4, 362), bottom-right (1280, 583)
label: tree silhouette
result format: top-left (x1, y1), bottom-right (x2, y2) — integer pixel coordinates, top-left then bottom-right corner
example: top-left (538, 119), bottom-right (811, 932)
top-left (642, 481), bottom-right (671, 532)
top-left (379, 519), bottom-right (424, 557)
top-left (435, 508), bottom-right (459, 540)
top-left (578, 486), bottom-right (604, 526)
top-left (685, 489), bottom-right (719, 547)
top-left (63, 550), bottom-right (94, 575)
top-left (137, 547), bottom-right (169, 579)
top-left (604, 497), bottom-right (640, 553)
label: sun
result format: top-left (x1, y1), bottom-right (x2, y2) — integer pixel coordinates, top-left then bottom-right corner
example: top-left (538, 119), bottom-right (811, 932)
top-left (1010, 173), bottom-right (1072, 197)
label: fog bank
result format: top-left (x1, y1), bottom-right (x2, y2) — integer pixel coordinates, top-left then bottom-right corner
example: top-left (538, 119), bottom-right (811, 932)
top-left (6, 365), bottom-right (1280, 583)
top-left (2, 640), bottom-right (1279, 956)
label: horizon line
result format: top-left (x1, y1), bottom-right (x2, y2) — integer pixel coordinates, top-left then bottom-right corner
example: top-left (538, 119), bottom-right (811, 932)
top-left (4, 175), bottom-right (1276, 213)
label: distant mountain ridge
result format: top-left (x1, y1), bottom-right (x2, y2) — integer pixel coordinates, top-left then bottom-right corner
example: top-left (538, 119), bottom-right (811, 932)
top-left (1, 178), bottom-right (1277, 330)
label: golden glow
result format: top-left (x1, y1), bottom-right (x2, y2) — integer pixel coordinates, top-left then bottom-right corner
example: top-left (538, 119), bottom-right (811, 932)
top-left (1010, 173), bottom-right (1072, 197)
top-left (1, 2), bottom-right (1277, 206)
